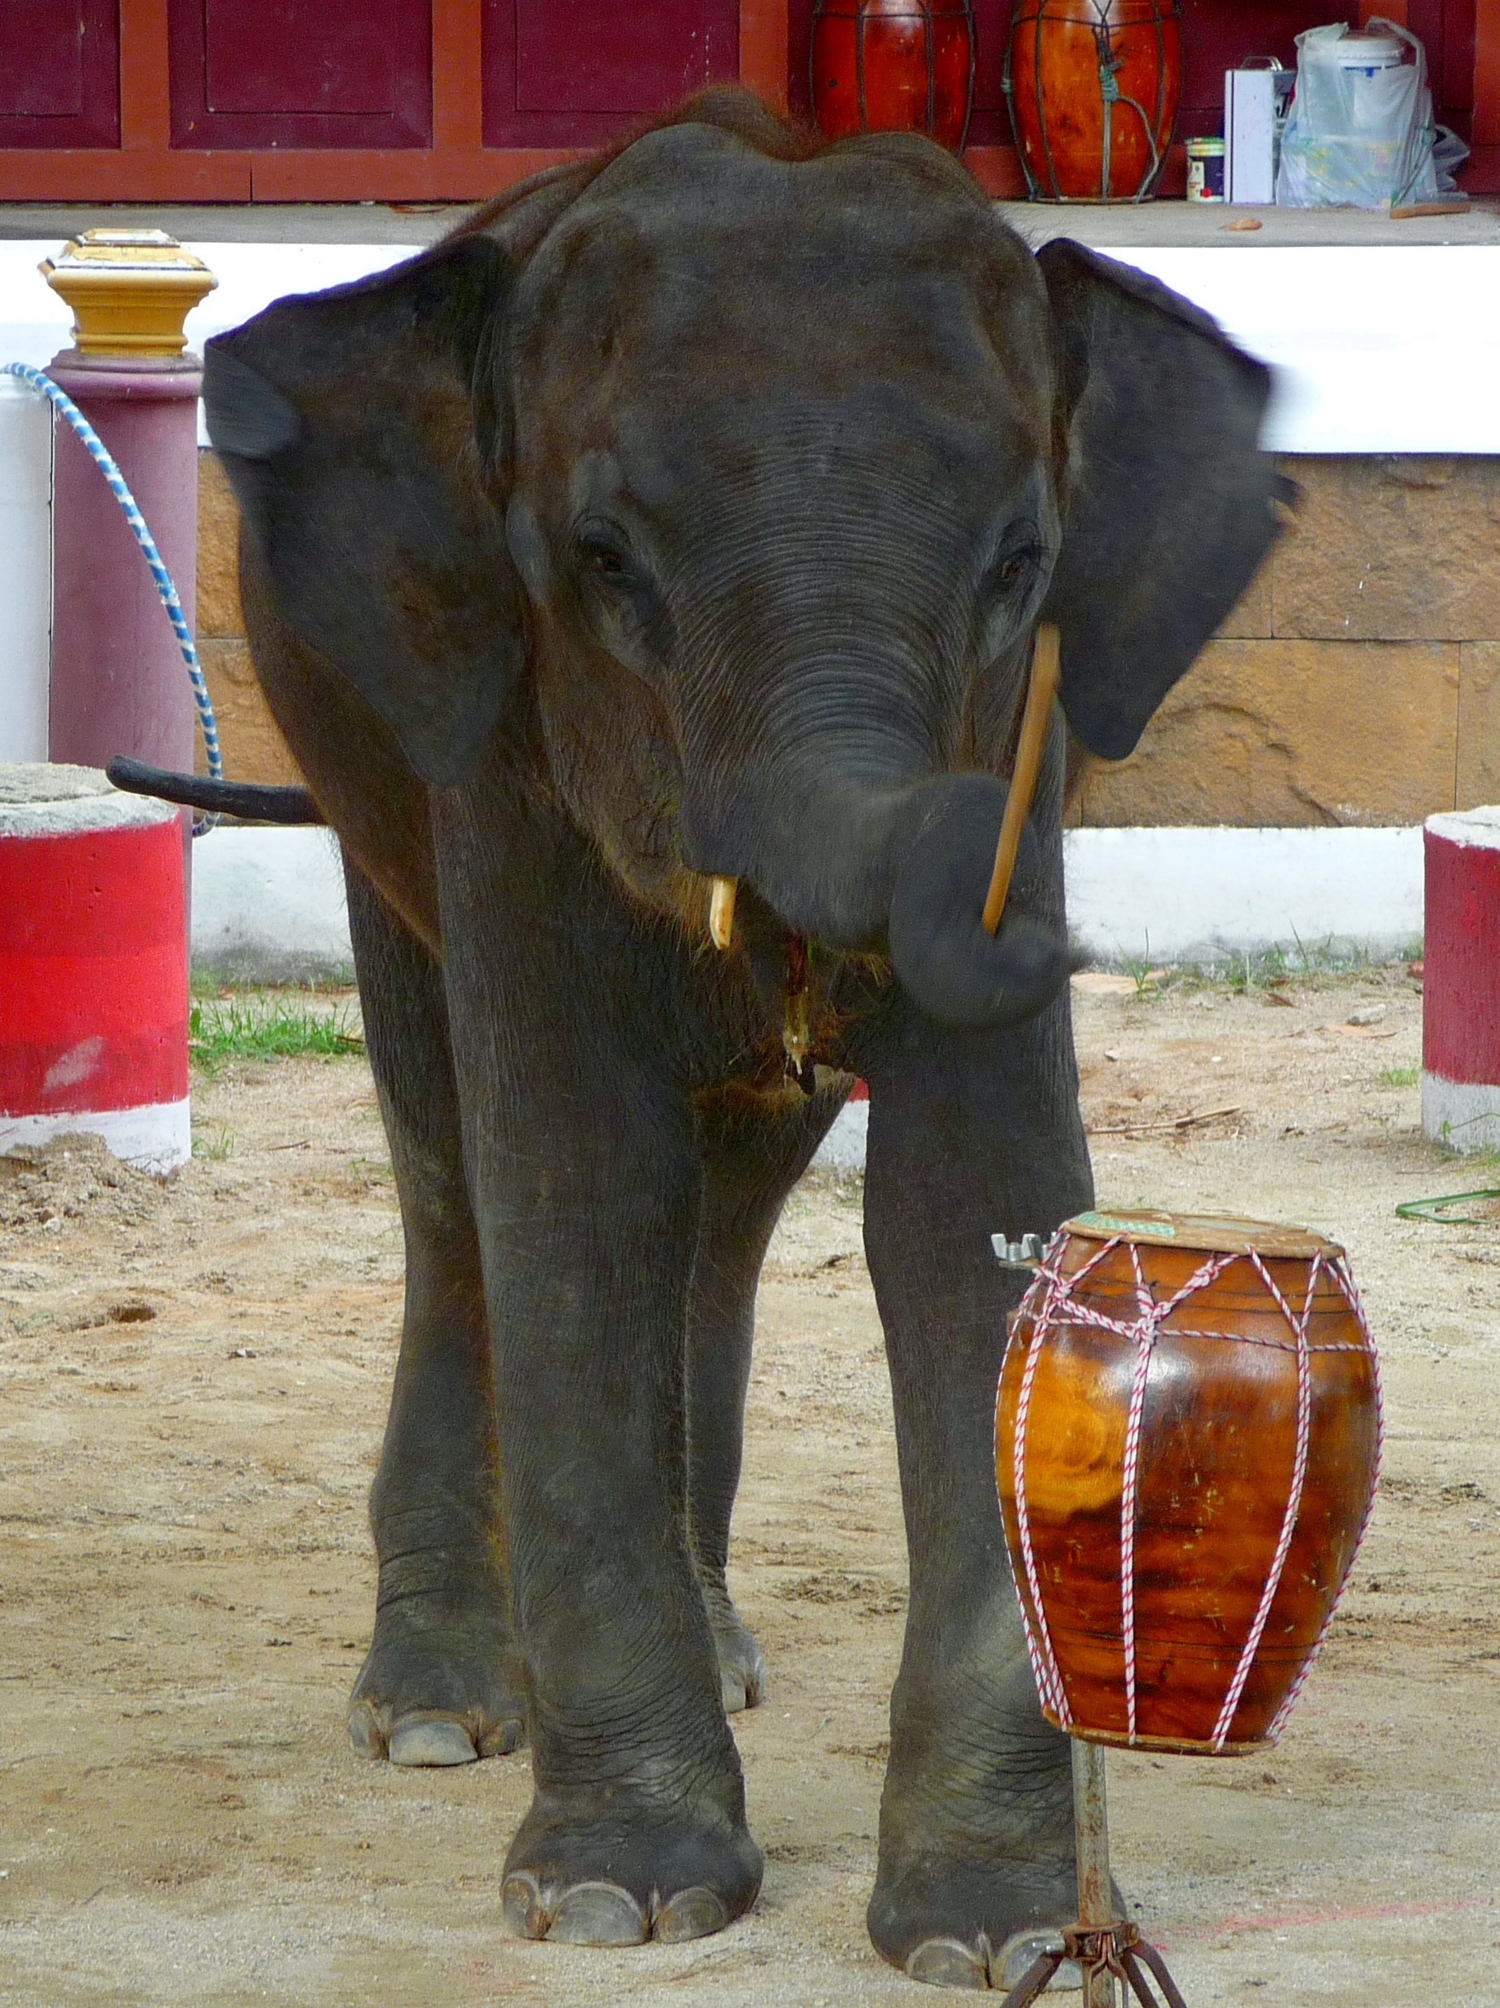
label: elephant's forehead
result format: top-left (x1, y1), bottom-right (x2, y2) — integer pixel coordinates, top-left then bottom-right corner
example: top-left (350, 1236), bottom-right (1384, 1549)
top-left (513, 130), bottom-right (1051, 421)
top-left (601, 383), bottom-right (1034, 519)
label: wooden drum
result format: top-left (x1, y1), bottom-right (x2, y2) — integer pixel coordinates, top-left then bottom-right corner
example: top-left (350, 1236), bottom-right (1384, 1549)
top-left (1005, 0), bottom-right (1181, 202)
top-left (996, 1210), bottom-right (1382, 1753)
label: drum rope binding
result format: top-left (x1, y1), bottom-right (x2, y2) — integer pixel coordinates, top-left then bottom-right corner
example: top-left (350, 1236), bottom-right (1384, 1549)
top-left (3, 360), bottom-right (223, 834)
top-left (1008, 1227), bottom-right (1384, 1751)
top-left (1264, 1256), bottom-right (1385, 1743)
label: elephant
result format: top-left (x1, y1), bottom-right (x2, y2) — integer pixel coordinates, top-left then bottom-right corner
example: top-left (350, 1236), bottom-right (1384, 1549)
top-left (189, 89), bottom-right (1279, 1988)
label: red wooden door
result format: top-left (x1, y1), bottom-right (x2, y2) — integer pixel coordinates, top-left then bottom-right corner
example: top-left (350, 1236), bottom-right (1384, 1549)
top-left (0, 0), bottom-right (119, 147)
top-left (168, 0), bottom-right (434, 148)
top-left (484, 0), bottom-right (740, 145)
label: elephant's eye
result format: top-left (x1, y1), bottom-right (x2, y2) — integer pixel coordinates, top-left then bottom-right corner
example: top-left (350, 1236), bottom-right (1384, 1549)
top-left (990, 535), bottom-right (1042, 593)
top-left (577, 527), bottom-right (637, 587)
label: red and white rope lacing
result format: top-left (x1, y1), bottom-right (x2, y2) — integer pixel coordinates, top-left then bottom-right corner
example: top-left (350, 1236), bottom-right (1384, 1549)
top-left (1207, 1249), bottom-right (1319, 1748)
top-left (1264, 1253), bottom-right (1384, 1741)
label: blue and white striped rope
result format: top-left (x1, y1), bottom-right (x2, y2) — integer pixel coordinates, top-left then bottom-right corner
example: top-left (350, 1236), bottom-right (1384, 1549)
top-left (3, 359), bottom-right (223, 834)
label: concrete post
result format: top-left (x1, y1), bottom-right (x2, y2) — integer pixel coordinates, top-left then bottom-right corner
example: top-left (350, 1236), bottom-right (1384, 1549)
top-left (41, 230), bottom-right (216, 776)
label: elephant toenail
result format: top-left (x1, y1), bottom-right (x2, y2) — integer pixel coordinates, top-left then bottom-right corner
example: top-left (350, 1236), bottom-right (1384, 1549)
top-left (994, 1931), bottom-right (1075, 1993)
top-left (476, 1716), bottom-right (526, 1758)
top-left (346, 1706), bottom-right (385, 1760)
top-left (501, 1872), bottom-right (547, 1939)
top-left (388, 1716), bottom-right (478, 1767)
top-left (546, 1881), bottom-right (648, 1946)
top-left (905, 1936), bottom-right (991, 1990)
top-left (720, 1669), bottom-right (749, 1714)
top-left (653, 1885), bottom-right (730, 1943)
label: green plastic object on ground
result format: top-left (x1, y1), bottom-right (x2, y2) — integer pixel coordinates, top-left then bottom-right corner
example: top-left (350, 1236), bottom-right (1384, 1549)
top-left (1395, 1188), bottom-right (1500, 1224)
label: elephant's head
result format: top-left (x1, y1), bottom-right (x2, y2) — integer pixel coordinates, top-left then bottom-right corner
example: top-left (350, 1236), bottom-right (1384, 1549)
top-left (204, 94), bottom-right (1279, 1030)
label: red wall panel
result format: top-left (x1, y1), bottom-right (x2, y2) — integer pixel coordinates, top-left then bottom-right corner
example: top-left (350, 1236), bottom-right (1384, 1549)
top-left (484, 0), bottom-right (739, 145)
top-left (169, 0), bottom-right (433, 147)
top-left (0, 0), bottom-right (119, 147)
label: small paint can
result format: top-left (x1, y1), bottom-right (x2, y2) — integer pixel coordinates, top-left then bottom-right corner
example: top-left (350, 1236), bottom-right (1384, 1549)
top-left (1186, 137), bottom-right (1226, 203)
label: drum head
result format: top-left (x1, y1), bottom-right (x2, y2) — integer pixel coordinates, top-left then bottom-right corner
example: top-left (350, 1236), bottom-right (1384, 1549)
top-left (1062, 1208), bottom-right (1342, 1260)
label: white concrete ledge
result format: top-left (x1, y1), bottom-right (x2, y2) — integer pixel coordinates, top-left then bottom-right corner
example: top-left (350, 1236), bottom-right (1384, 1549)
top-left (188, 823), bottom-right (1425, 982)
top-left (1062, 825), bottom-right (1423, 967)
top-left (191, 825), bottom-right (351, 983)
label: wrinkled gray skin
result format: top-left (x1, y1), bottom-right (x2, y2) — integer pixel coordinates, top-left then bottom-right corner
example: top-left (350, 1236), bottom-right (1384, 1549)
top-left (202, 93), bottom-right (1277, 1988)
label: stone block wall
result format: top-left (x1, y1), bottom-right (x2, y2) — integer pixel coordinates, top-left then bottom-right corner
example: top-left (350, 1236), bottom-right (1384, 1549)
top-left (196, 451), bottom-right (303, 786)
top-left (196, 449), bottom-right (1500, 822)
top-left (1075, 456), bottom-right (1500, 826)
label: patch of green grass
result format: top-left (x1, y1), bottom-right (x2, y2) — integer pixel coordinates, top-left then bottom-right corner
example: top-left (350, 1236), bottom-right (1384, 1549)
top-left (1095, 939), bottom-right (1423, 998)
top-left (1378, 1065), bottom-right (1420, 1089)
top-left (1118, 943), bottom-right (1170, 999)
top-left (190, 993), bottom-right (364, 1072)
top-left (192, 1123), bottom-right (236, 1160)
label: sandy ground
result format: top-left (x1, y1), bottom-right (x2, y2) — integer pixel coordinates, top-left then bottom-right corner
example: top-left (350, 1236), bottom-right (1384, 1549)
top-left (3, 965), bottom-right (1498, 2008)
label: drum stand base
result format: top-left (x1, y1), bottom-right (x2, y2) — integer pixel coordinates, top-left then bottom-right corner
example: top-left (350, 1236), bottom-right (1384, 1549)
top-left (997, 1742), bottom-right (1190, 2008)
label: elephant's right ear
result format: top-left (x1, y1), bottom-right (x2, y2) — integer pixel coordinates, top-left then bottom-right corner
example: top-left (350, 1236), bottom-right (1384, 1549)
top-left (1037, 238), bottom-right (1283, 763)
top-left (204, 235), bottom-right (519, 788)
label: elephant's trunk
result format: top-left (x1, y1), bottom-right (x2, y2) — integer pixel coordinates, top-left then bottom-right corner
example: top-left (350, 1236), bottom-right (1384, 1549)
top-left (682, 746), bottom-right (1072, 1032)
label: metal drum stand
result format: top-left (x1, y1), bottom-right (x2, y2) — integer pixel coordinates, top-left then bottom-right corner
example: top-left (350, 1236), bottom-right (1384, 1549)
top-left (998, 1741), bottom-right (1187, 2008)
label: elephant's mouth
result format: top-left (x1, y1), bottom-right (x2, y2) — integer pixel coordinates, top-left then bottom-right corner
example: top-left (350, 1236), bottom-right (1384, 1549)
top-left (694, 631), bottom-right (1070, 1033)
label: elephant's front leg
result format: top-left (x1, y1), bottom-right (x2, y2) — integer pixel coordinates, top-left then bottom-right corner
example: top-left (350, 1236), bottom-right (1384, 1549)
top-left (858, 991), bottom-right (1095, 1991)
top-left (439, 848), bottom-right (759, 1946)
top-left (343, 864), bottom-right (525, 1767)
top-left (688, 1084), bottom-right (847, 1711)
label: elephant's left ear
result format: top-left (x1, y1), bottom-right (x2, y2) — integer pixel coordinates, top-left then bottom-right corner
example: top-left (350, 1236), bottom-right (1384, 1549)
top-left (1036, 238), bottom-right (1284, 762)
top-left (204, 233), bottom-right (520, 789)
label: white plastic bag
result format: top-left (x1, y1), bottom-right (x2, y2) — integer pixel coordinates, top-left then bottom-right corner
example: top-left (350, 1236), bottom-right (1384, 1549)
top-left (1275, 18), bottom-right (1438, 209)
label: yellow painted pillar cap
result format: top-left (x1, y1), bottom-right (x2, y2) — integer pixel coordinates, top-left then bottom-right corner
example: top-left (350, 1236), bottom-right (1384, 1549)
top-left (41, 229), bottom-right (218, 359)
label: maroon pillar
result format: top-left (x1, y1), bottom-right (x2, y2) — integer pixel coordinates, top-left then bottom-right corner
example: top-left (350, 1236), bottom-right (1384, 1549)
top-left (46, 351), bottom-right (200, 777)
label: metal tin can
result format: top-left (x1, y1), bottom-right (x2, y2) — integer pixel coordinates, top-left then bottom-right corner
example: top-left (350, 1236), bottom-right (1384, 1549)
top-left (1186, 136), bottom-right (1226, 203)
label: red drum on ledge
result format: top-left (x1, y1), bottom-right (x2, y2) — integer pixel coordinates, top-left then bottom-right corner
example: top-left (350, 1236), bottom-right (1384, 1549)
top-left (1005, 0), bottom-right (1181, 201)
top-left (811, 0), bottom-right (976, 151)
top-left (996, 1210), bottom-right (1381, 1754)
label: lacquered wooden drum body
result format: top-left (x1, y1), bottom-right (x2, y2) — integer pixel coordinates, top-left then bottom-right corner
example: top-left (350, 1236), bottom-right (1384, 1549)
top-left (996, 1211), bottom-right (1381, 1753)
top-left (811, 0), bottom-right (976, 151)
top-left (1005, 0), bottom-right (1180, 202)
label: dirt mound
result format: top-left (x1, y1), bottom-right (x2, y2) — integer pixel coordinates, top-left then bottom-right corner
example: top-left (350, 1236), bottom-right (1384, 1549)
top-left (0, 1130), bottom-right (170, 1232)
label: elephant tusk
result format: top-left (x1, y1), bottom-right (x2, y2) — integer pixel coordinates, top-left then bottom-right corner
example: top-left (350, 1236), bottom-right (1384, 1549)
top-left (982, 624), bottom-right (1061, 937)
top-left (709, 875), bottom-right (738, 951)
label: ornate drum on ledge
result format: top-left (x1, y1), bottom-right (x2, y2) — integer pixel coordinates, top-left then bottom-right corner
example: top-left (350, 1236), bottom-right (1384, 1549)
top-left (1005, 0), bottom-right (1181, 201)
top-left (811, 0), bottom-right (976, 151)
top-left (996, 1209), bottom-right (1382, 1753)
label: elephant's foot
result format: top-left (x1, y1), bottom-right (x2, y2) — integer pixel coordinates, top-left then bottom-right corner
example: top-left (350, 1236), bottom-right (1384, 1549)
top-left (868, 1852), bottom-right (1084, 1991)
top-left (347, 1574), bottom-right (526, 1767)
top-left (698, 1576), bottom-right (768, 1714)
top-left (501, 1795), bottom-right (763, 1946)
top-left (869, 1633), bottom-right (1088, 1989)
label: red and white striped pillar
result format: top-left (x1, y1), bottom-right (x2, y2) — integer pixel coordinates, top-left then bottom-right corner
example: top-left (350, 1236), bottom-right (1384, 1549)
top-left (0, 764), bottom-right (189, 1172)
top-left (1422, 807), bottom-right (1500, 1153)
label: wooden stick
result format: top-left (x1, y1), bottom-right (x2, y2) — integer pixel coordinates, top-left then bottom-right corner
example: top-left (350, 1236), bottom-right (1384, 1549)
top-left (1390, 199), bottom-right (1471, 218)
top-left (1087, 1104), bottom-right (1243, 1138)
top-left (982, 624), bottom-right (1061, 937)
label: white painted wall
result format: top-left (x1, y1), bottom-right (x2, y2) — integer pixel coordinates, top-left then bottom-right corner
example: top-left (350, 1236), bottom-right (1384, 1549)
top-left (0, 373), bottom-right (51, 763)
top-left (1105, 247), bottom-right (1500, 454)
top-left (4, 239), bottom-right (1500, 457)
